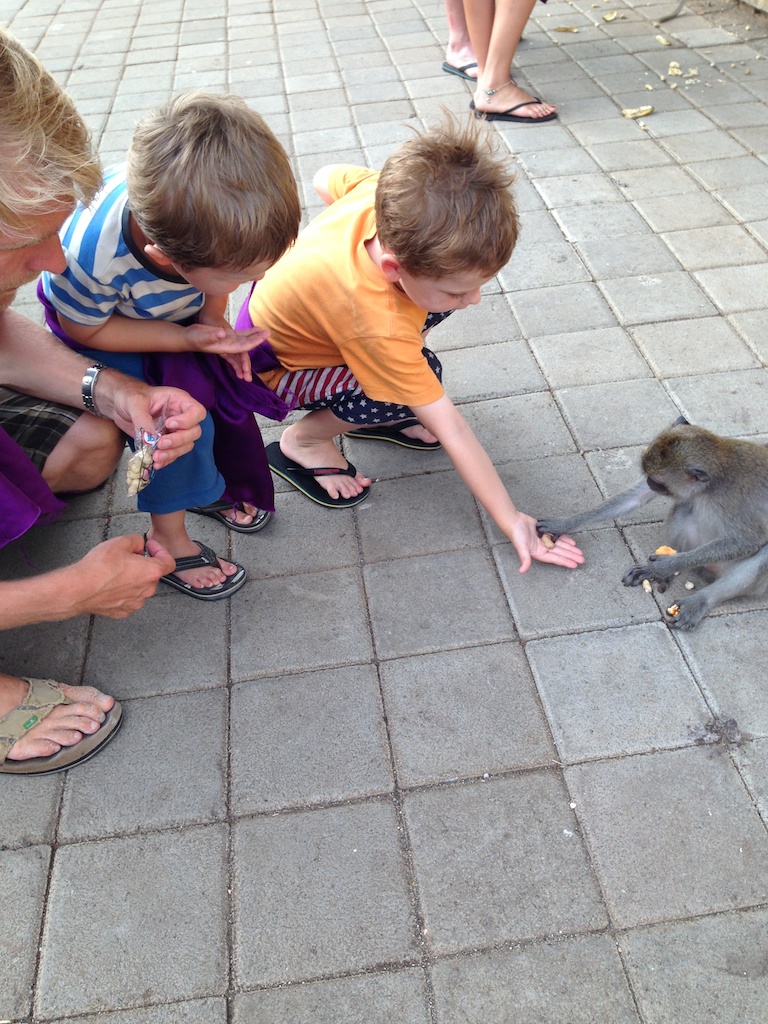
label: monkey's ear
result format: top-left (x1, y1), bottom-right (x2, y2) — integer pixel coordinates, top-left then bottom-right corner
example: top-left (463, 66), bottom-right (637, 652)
top-left (685, 466), bottom-right (709, 483)
top-left (673, 415), bottom-right (689, 427)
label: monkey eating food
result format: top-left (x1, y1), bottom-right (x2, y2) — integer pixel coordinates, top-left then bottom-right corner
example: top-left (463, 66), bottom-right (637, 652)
top-left (536, 419), bottom-right (768, 630)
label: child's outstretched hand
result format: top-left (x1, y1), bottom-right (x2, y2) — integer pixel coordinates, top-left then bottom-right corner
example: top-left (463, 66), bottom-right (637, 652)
top-left (183, 322), bottom-right (270, 381)
top-left (509, 513), bottom-right (585, 573)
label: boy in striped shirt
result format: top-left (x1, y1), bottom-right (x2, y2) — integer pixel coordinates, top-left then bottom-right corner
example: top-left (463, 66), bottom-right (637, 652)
top-left (41, 93), bottom-right (301, 600)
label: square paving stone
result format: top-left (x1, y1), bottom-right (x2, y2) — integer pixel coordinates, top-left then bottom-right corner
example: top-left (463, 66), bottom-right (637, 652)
top-left (404, 773), bottom-right (606, 951)
top-left (729, 310), bottom-right (768, 362)
top-left (666, 369), bottom-right (768, 435)
top-left (553, 201), bottom-right (652, 242)
top-left (233, 489), bottom-right (359, 578)
top-left (0, 846), bottom-right (49, 1019)
top-left (230, 665), bottom-right (393, 813)
top-left (232, 802), bottom-right (418, 986)
top-left (662, 224), bottom-right (766, 271)
top-left (364, 549), bottom-right (516, 659)
top-left (622, 908), bottom-right (768, 1024)
top-left (694, 264), bottom-right (768, 314)
top-left (65, 999), bottom-right (227, 1024)
top-left (442, 339), bottom-right (548, 400)
top-left (58, 690), bottom-right (227, 841)
top-left (35, 825), bottom-right (228, 1018)
top-left (1, 615), bottom-right (89, 686)
top-left (529, 326), bottom-right (651, 388)
top-left (527, 623), bottom-right (711, 761)
top-left (0, 773), bottom-right (62, 850)
top-left (85, 592), bottom-right (230, 698)
top-left (500, 240), bottom-right (591, 292)
top-left (566, 747), bottom-right (768, 929)
top-left (380, 642), bottom-right (555, 786)
top-left (494, 530), bottom-right (657, 640)
top-left (673, 612), bottom-right (768, 737)
top-left (630, 316), bottom-right (759, 377)
top-left (575, 233), bottom-right (680, 279)
top-left (355, 470), bottom-right (484, 562)
top-left (460, 393), bottom-right (578, 465)
top-left (599, 271), bottom-right (717, 326)
top-left (508, 281), bottom-right (618, 337)
top-left (432, 292), bottom-right (519, 350)
top-left (233, 970), bottom-right (430, 1024)
top-left (556, 378), bottom-right (680, 449)
top-left (532, 172), bottom-right (624, 209)
top-left (633, 192), bottom-right (736, 232)
top-left (431, 933), bottom-right (639, 1023)
top-left (231, 567), bottom-right (373, 681)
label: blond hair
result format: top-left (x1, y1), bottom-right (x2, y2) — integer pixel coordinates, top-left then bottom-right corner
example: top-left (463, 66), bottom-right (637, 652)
top-left (375, 116), bottom-right (518, 279)
top-left (0, 27), bottom-right (101, 239)
top-left (126, 92), bottom-right (301, 270)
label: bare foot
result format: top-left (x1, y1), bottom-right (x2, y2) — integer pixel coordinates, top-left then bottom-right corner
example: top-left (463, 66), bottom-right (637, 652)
top-left (473, 80), bottom-right (555, 119)
top-left (280, 425), bottom-right (372, 502)
top-left (147, 531), bottom-right (238, 590)
top-left (220, 502), bottom-right (260, 528)
top-left (3, 678), bottom-right (114, 762)
top-left (399, 423), bottom-right (438, 445)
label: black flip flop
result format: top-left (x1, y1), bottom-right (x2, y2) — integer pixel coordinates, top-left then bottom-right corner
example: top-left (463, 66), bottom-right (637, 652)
top-left (266, 441), bottom-right (370, 508)
top-left (442, 60), bottom-right (478, 82)
top-left (160, 540), bottom-right (246, 601)
top-left (343, 420), bottom-right (441, 450)
top-left (470, 99), bottom-right (557, 124)
top-left (189, 500), bottom-right (272, 534)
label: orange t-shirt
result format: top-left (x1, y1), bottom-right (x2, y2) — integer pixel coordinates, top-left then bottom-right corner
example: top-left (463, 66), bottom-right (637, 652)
top-left (252, 166), bottom-right (445, 408)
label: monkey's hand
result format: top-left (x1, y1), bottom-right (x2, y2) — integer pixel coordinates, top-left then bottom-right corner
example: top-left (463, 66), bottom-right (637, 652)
top-left (536, 516), bottom-right (573, 540)
top-left (622, 560), bottom-right (674, 589)
top-left (666, 594), bottom-right (709, 631)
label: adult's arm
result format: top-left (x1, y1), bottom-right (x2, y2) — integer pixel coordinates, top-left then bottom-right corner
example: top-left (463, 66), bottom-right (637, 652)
top-left (0, 535), bottom-right (175, 629)
top-left (0, 308), bottom-right (205, 468)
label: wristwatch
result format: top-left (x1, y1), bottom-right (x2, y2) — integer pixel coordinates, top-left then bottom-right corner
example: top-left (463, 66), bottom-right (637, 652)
top-left (82, 363), bottom-right (106, 417)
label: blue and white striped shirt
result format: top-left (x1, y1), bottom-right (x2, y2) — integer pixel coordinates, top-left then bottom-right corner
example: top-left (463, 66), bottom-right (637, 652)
top-left (41, 165), bottom-right (204, 327)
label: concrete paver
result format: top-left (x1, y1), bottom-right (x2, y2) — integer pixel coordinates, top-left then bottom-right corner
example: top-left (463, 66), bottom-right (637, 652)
top-left (2, 0), bottom-right (768, 1020)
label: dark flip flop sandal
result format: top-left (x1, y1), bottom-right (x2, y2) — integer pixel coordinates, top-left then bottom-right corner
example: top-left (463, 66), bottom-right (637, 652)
top-left (441, 60), bottom-right (478, 82)
top-left (0, 677), bottom-right (124, 776)
top-left (266, 441), bottom-right (370, 508)
top-left (160, 540), bottom-right (246, 601)
top-left (470, 99), bottom-right (557, 124)
top-left (343, 419), bottom-right (442, 450)
top-left (189, 500), bottom-right (272, 534)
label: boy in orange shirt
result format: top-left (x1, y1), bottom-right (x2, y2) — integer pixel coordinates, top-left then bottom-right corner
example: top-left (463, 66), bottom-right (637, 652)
top-left (245, 119), bottom-right (582, 573)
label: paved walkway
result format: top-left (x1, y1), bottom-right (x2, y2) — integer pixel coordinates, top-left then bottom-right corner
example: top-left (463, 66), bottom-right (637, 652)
top-left (3, 0), bottom-right (768, 1021)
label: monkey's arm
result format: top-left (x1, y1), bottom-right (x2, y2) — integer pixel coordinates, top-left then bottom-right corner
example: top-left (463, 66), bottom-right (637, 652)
top-left (665, 544), bottom-right (768, 630)
top-left (623, 533), bottom-right (767, 587)
top-left (537, 477), bottom-right (657, 538)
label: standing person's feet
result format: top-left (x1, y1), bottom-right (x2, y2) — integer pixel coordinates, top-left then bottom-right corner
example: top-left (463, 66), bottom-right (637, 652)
top-left (471, 80), bottom-right (556, 122)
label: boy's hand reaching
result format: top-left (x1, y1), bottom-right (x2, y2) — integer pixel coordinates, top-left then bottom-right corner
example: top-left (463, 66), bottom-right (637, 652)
top-left (509, 513), bottom-right (585, 573)
top-left (183, 322), bottom-right (270, 382)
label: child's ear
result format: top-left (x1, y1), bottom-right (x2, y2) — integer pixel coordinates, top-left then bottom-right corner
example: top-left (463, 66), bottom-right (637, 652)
top-left (144, 243), bottom-right (175, 269)
top-left (379, 251), bottom-right (403, 285)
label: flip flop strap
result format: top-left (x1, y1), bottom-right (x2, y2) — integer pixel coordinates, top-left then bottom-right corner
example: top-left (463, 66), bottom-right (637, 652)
top-left (0, 677), bottom-right (66, 765)
top-left (290, 462), bottom-right (357, 479)
top-left (171, 541), bottom-right (222, 572)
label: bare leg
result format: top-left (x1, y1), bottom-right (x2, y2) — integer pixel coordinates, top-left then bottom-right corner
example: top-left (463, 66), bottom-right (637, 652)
top-left (1, 673), bottom-right (114, 762)
top-left (444, 0), bottom-right (478, 77)
top-left (466, 0), bottom-right (556, 119)
top-left (146, 509), bottom-right (239, 589)
top-left (280, 410), bottom-right (372, 501)
top-left (42, 413), bottom-right (125, 493)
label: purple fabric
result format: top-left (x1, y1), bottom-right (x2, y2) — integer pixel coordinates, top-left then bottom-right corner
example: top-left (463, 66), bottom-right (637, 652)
top-left (38, 281), bottom-right (295, 510)
top-left (0, 427), bottom-right (65, 549)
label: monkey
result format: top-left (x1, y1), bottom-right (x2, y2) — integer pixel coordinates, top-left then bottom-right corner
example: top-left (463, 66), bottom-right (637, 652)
top-left (536, 419), bottom-right (768, 631)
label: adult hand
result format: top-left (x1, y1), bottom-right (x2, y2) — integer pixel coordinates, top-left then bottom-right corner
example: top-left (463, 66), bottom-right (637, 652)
top-left (100, 372), bottom-right (206, 469)
top-left (510, 513), bottom-right (585, 574)
top-left (63, 534), bottom-right (175, 619)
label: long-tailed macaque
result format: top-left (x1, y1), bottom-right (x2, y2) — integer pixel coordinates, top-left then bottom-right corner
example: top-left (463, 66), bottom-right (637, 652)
top-left (537, 419), bottom-right (768, 630)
